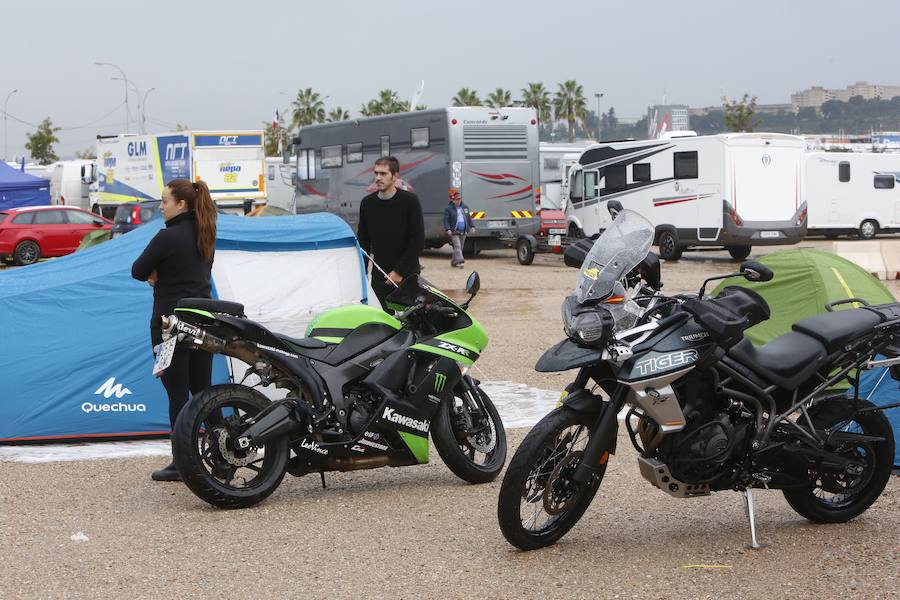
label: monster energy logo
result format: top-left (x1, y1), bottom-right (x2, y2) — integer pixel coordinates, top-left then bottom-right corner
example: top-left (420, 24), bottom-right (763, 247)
top-left (434, 373), bottom-right (447, 393)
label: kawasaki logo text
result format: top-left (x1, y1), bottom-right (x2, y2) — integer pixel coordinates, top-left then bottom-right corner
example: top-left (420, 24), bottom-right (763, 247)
top-left (382, 407), bottom-right (430, 433)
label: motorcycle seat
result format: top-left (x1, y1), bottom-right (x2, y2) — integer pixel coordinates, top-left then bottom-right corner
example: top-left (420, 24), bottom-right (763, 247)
top-left (177, 298), bottom-right (245, 317)
top-left (792, 308), bottom-right (882, 354)
top-left (278, 334), bottom-right (329, 350)
top-left (727, 332), bottom-right (828, 390)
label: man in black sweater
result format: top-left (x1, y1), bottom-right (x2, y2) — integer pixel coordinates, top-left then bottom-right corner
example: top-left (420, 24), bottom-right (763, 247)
top-left (356, 156), bottom-right (425, 310)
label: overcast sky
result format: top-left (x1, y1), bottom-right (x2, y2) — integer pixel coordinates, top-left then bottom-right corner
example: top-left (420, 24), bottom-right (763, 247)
top-left (3, 0), bottom-right (899, 160)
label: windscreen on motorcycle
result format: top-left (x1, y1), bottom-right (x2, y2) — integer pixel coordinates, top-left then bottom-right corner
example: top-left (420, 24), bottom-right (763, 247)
top-left (574, 209), bottom-right (655, 304)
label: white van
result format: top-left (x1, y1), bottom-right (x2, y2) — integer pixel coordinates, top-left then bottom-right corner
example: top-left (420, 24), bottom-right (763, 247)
top-left (264, 157), bottom-right (296, 212)
top-left (539, 142), bottom-right (594, 211)
top-left (805, 152), bottom-right (900, 239)
top-left (49, 160), bottom-right (96, 211)
top-left (564, 132), bottom-right (808, 260)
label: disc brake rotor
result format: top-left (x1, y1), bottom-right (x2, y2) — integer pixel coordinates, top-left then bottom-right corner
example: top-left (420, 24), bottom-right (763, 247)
top-left (466, 408), bottom-right (497, 453)
top-left (213, 428), bottom-right (258, 467)
top-left (543, 450), bottom-right (583, 515)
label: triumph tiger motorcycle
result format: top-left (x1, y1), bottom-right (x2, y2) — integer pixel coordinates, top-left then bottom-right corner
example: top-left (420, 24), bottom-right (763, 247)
top-left (156, 272), bottom-right (506, 508)
top-left (497, 204), bottom-right (897, 550)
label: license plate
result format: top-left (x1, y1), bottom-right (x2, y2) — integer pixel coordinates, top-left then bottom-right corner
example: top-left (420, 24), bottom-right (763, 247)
top-left (548, 228), bottom-right (566, 235)
top-left (760, 231), bottom-right (780, 239)
top-left (485, 220), bottom-right (507, 229)
top-left (152, 337), bottom-right (177, 377)
top-left (549, 235), bottom-right (562, 246)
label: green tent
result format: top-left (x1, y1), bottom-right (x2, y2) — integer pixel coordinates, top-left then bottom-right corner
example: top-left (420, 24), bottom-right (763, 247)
top-left (712, 248), bottom-right (895, 345)
top-left (77, 229), bottom-right (111, 251)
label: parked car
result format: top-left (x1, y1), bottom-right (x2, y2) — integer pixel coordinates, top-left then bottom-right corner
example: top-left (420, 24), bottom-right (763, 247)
top-left (0, 206), bottom-right (112, 265)
top-left (110, 200), bottom-right (162, 238)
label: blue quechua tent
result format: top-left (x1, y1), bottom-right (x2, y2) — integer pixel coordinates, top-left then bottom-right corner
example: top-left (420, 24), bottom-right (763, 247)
top-left (0, 212), bottom-right (374, 442)
top-left (0, 161), bottom-right (50, 210)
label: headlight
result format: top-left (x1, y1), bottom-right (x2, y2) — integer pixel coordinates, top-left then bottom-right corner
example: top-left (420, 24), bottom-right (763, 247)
top-left (562, 295), bottom-right (613, 346)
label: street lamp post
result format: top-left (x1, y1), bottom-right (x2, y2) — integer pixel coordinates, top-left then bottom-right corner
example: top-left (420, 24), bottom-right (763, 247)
top-left (95, 62), bottom-right (129, 133)
top-left (594, 92), bottom-right (604, 141)
top-left (141, 88), bottom-right (156, 134)
top-left (112, 77), bottom-right (141, 133)
top-left (4, 88), bottom-right (17, 161)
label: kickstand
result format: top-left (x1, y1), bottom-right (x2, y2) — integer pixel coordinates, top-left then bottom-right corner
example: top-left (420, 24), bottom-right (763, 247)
top-left (320, 471), bottom-right (327, 489)
top-left (742, 488), bottom-right (769, 549)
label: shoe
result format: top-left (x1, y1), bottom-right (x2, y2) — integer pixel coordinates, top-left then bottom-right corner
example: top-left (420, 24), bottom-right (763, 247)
top-left (151, 462), bottom-right (182, 482)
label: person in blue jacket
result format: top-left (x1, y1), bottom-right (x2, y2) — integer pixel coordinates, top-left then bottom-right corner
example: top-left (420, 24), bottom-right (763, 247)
top-left (442, 189), bottom-right (474, 268)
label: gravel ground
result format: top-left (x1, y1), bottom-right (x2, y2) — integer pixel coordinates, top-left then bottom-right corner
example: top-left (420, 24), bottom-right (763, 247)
top-left (2, 240), bottom-right (899, 599)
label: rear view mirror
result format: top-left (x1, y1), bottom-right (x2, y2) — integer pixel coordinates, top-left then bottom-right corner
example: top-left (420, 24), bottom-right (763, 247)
top-left (607, 200), bottom-right (623, 218)
top-left (466, 271), bottom-right (480, 296)
top-left (741, 261), bottom-right (773, 282)
top-left (92, 219), bottom-right (105, 227)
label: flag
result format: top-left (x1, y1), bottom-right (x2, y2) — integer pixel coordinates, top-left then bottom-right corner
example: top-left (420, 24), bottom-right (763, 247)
top-left (273, 109), bottom-right (280, 129)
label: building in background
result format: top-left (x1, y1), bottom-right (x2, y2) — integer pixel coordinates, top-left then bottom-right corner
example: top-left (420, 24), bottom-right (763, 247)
top-left (791, 81), bottom-right (900, 112)
top-left (646, 104), bottom-right (690, 138)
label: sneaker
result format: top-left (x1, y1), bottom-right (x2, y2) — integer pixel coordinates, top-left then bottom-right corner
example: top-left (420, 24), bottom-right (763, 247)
top-left (151, 462), bottom-right (181, 482)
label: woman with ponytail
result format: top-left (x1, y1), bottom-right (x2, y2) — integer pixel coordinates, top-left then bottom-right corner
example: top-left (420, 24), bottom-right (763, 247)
top-left (132, 179), bottom-right (217, 481)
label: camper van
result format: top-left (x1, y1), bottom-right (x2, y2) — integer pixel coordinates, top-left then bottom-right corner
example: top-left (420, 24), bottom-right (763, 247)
top-left (292, 107), bottom-right (540, 251)
top-left (564, 132), bottom-right (808, 260)
top-left (96, 131), bottom-right (266, 218)
top-left (264, 157), bottom-right (296, 212)
top-left (805, 152), bottom-right (900, 239)
top-left (539, 142), bottom-right (594, 211)
top-left (48, 160), bottom-right (96, 211)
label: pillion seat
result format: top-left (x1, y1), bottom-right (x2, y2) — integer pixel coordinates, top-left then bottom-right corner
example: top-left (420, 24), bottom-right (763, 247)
top-left (177, 298), bottom-right (245, 317)
top-left (791, 308), bottom-right (882, 354)
top-left (727, 331), bottom-right (828, 390)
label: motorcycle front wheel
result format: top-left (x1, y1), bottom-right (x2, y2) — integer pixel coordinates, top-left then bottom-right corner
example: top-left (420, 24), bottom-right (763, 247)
top-left (497, 407), bottom-right (604, 550)
top-left (432, 381), bottom-right (507, 483)
top-left (172, 384), bottom-right (289, 509)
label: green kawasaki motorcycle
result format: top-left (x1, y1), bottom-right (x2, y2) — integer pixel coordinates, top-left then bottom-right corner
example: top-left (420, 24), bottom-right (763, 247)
top-left (159, 272), bottom-right (506, 508)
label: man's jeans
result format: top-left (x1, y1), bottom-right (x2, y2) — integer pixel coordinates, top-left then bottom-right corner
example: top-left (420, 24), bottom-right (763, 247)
top-left (451, 232), bottom-right (466, 266)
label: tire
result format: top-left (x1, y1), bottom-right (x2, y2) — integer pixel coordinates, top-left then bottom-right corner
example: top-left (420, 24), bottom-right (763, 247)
top-left (172, 384), bottom-right (289, 509)
top-left (497, 407), bottom-right (604, 550)
top-left (657, 230), bottom-right (683, 261)
top-left (516, 238), bottom-right (535, 266)
top-left (782, 398), bottom-right (894, 524)
top-left (727, 245), bottom-right (752, 261)
top-left (432, 382), bottom-right (507, 483)
top-left (858, 219), bottom-right (878, 239)
top-left (14, 240), bottom-right (40, 266)
top-left (567, 224), bottom-right (584, 239)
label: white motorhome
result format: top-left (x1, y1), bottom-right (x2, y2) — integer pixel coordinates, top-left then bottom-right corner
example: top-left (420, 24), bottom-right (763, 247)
top-left (96, 131), bottom-right (266, 217)
top-left (48, 160), bottom-right (96, 210)
top-left (539, 141), bottom-right (594, 211)
top-left (805, 152), bottom-right (900, 238)
top-left (564, 133), bottom-right (808, 260)
top-left (264, 157), bottom-right (296, 212)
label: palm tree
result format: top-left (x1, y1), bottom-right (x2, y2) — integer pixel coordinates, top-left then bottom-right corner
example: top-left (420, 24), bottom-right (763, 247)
top-left (521, 82), bottom-right (551, 127)
top-left (327, 107), bottom-right (351, 122)
top-left (451, 88), bottom-right (481, 107)
top-left (401, 101), bottom-right (427, 111)
top-left (553, 80), bottom-right (587, 142)
top-left (376, 89), bottom-right (406, 114)
top-left (485, 88), bottom-right (512, 109)
top-left (360, 100), bottom-right (381, 117)
top-left (291, 88), bottom-right (325, 128)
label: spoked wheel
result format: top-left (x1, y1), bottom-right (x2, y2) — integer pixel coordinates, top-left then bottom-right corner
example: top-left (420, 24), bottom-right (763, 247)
top-left (172, 384), bottom-right (288, 509)
top-left (432, 380), bottom-right (507, 483)
top-left (783, 398), bottom-right (894, 523)
top-left (498, 407), bottom-right (604, 550)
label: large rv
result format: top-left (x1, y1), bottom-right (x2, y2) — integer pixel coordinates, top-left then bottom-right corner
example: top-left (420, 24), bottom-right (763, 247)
top-left (564, 133), bottom-right (808, 260)
top-left (292, 107), bottom-right (540, 250)
top-left (805, 152), bottom-right (900, 239)
top-left (96, 131), bottom-right (266, 217)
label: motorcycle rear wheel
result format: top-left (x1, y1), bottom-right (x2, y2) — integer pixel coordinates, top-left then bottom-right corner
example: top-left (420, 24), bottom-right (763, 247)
top-left (782, 398), bottom-right (894, 523)
top-left (432, 382), bottom-right (507, 483)
top-left (173, 384), bottom-right (288, 509)
top-left (497, 407), bottom-right (603, 550)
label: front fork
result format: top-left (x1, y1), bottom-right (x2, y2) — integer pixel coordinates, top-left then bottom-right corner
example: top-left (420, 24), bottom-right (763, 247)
top-left (568, 376), bottom-right (628, 485)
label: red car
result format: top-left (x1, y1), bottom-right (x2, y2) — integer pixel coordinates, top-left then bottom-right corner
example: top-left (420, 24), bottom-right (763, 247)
top-left (0, 206), bottom-right (112, 266)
